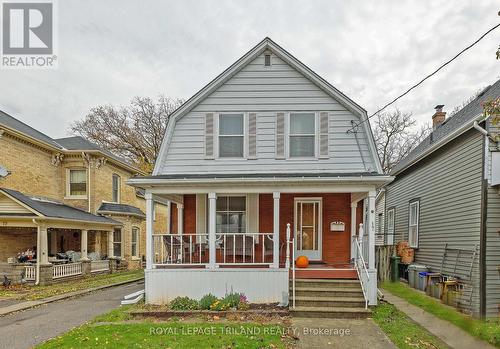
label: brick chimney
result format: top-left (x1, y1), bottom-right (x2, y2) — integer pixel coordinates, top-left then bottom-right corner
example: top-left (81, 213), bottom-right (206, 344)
top-left (432, 105), bottom-right (446, 129)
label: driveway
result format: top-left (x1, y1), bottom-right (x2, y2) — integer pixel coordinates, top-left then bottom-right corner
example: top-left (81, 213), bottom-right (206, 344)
top-left (292, 317), bottom-right (397, 349)
top-left (0, 280), bottom-right (144, 349)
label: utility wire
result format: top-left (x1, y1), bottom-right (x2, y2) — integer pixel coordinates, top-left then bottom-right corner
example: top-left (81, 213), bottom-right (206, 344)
top-left (348, 22), bottom-right (500, 133)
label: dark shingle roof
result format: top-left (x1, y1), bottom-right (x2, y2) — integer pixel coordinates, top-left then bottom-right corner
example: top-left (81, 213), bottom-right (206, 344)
top-left (0, 110), bottom-right (63, 149)
top-left (0, 188), bottom-right (121, 225)
top-left (55, 136), bottom-right (132, 167)
top-left (391, 79), bottom-right (500, 175)
top-left (97, 202), bottom-right (145, 217)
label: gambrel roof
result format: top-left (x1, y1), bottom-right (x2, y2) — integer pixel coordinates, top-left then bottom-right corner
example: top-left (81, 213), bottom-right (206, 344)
top-left (153, 37), bottom-right (383, 175)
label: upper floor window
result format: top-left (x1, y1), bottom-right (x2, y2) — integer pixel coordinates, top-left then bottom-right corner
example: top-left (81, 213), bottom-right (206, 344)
top-left (112, 174), bottom-right (120, 203)
top-left (219, 114), bottom-right (244, 158)
top-left (289, 113), bottom-right (315, 157)
top-left (216, 196), bottom-right (246, 233)
top-left (408, 201), bottom-right (420, 248)
top-left (68, 169), bottom-right (87, 197)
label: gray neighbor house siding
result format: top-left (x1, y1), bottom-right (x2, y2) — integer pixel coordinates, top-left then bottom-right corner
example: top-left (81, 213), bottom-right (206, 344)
top-left (385, 78), bottom-right (500, 318)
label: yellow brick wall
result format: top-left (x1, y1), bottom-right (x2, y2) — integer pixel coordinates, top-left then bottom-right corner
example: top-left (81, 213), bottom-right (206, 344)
top-left (0, 227), bottom-right (37, 261)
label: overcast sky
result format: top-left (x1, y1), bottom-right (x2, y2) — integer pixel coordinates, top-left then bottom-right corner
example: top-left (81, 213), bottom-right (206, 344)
top-left (1, 0), bottom-right (499, 138)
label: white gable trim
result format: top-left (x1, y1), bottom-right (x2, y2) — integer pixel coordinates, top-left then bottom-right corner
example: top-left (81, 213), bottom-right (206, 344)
top-left (154, 37), bottom-right (383, 175)
top-left (0, 190), bottom-right (44, 217)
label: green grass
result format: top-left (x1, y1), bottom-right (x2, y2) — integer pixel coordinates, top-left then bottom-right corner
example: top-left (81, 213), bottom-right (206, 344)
top-left (373, 302), bottom-right (450, 349)
top-left (0, 269), bottom-right (144, 301)
top-left (382, 281), bottom-right (500, 347)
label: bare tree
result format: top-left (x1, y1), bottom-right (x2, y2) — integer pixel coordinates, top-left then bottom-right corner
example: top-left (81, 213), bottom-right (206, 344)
top-left (71, 95), bottom-right (184, 173)
top-left (373, 110), bottom-right (431, 173)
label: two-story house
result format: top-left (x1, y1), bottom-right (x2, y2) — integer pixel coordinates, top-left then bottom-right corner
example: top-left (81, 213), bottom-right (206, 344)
top-left (0, 110), bottom-right (168, 285)
top-left (379, 80), bottom-right (500, 319)
top-left (129, 38), bottom-right (392, 318)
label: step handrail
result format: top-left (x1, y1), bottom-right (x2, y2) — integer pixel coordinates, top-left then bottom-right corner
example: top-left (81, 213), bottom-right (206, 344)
top-left (354, 237), bottom-right (369, 309)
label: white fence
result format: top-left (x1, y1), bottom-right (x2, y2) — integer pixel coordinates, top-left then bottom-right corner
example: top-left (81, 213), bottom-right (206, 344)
top-left (91, 260), bottom-right (110, 273)
top-left (216, 233), bottom-right (274, 265)
top-left (53, 262), bottom-right (82, 279)
top-left (153, 233), bottom-right (208, 266)
top-left (24, 265), bottom-right (36, 281)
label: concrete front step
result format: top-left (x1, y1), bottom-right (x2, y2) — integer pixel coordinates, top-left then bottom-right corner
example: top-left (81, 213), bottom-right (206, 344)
top-left (290, 306), bottom-right (371, 319)
top-left (294, 296), bottom-right (366, 308)
top-left (291, 278), bottom-right (361, 288)
top-left (293, 286), bottom-right (364, 298)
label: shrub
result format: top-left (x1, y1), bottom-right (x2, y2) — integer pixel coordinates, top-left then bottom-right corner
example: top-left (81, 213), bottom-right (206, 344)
top-left (199, 293), bottom-right (219, 310)
top-left (222, 292), bottom-right (241, 308)
top-left (237, 293), bottom-right (250, 310)
top-left (169, 296), bottom-right (199, 310)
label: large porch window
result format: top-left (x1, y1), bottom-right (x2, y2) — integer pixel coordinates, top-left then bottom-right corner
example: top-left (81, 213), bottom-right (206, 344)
top-left (216, 196), bottom-right (246, 233)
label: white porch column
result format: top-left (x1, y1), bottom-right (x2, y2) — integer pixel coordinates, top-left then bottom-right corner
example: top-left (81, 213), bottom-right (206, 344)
top-left (81, 229), bottom-right (89, 260)
top-left (37, 225), bottom-right (49, 265)
top-left (177, 203), bottom-right (184, 235)
top-left (368, 191), bottom-right (376, 269)
top-left (145, 192), bottom-right (154, 269)
top-left (350, 202), bottom-right (357, 261)
top-left (107, 230), bottom-right (114, 258)
top-left (272, 192), bottom-right (280, 268)
top-left (208, 192), bottom-right (217, 268)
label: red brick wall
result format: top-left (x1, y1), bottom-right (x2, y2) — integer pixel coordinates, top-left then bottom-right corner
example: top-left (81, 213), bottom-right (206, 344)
top-left (183, 195), bottom-right (196, 234)
top-left (259, 193), bottom-right (352, 265)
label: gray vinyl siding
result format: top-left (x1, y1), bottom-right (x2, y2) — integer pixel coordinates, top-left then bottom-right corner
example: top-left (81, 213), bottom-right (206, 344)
top-left (386, 129), bottom-right (483, 316)
top-left (375, 193), bottom-right (385, 245)
top-left (158, 53), bottom-right (376, 174)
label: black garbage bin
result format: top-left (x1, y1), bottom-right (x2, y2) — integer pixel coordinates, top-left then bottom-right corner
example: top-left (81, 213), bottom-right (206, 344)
top-left (391, 256), bottom-right (400, 282)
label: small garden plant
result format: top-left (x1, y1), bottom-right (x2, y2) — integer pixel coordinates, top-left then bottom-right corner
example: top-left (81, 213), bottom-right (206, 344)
top-left (169, 296), bottom-right (199, 310)
top-left (199, 293), bottom-right (218, 310)
top-left (169, 292), bottom-right (250, 311)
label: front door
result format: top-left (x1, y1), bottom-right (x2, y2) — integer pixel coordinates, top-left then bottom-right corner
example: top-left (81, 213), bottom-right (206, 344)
top-left (294, 198), bottom-right (322, 260)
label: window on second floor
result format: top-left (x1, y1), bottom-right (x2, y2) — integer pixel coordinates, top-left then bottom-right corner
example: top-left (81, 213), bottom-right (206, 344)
top-left (289, 113), bottom-right (315, 157)
top-left (219, 114), bottom-right (244, 158)
top-left (68, 169), bottom-right (87, 197)
top-left (112, 174), bottom-right (120, 203)
top-left (408, 201), bottom-right (420, 248)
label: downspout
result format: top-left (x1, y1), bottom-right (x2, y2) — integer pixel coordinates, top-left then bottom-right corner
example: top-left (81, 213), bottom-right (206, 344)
top-left (477, 120), bottom-right (488, 319)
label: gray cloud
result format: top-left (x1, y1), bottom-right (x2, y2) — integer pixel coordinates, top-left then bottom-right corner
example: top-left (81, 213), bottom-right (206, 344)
top-left (0, 0), bottom-right (499, 138)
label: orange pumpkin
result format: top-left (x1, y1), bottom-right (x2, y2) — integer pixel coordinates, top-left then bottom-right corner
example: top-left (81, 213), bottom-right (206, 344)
top-left (296, 255), bottom-right (309, 268)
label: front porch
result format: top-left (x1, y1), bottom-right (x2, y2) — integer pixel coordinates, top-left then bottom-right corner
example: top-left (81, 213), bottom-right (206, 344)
top-left (134, 176), bottom-right (383, 306)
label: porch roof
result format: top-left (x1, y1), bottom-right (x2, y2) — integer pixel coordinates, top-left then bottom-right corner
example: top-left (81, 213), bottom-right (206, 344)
top-left (97, 202), bottom-right (145, 218)
top-left (135, 171), bottom-right (386, 180)
top-left (0, 188), bottom-right (121, 225)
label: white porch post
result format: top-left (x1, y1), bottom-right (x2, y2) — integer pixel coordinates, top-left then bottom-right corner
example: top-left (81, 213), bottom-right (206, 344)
top-left (39, 226), bottom-right (49, 265)
top-left (177, 203), bottom-right (184, 235)
top-left (145, 192), bottom-right (154, 269)
top-left (208, 192), bottom-right (217, 268)
top-left (107, 230), bottom-right (114, 258)
top-left (350, 202), bottom-right (357, 261)
top-left (81, 229), bottom-right (89, 260)
top-left (368, 191), bottom-right (376, 269)
top-left (272, 192), bottom-right (280, 268)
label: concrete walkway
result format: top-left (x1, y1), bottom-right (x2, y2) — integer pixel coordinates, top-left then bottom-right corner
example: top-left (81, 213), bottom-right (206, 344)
top-left (292, 317), bottom-right (397, 349)
top-left (382, 290), bottom-right (496, 349)
top-left (0, 281), bottom-right (144, 349)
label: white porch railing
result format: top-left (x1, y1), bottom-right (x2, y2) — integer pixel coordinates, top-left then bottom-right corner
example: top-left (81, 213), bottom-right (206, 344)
top-left (354, 236), bottom-right (369, 309)
top-left (216, 232), bottom-right (274, 265)
top-left (53, 262), bottom-right (82, 279)
top-left (24, 265), bottom-right (36, 281)
top-left (91, 260), bottom-right (110, 273)
top-left (153, 233), bottom-right (209, 266)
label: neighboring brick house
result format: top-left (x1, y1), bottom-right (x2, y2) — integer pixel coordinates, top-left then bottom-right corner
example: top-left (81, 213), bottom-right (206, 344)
top-left (0, 110), bottom-right (168, 284)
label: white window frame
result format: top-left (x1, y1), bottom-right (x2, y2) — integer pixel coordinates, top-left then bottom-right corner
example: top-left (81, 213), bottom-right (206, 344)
top-left (288, 112), bottom-right (317, 159)
top-left (216, 113), bottom-right (247, 159)
top-left (408, 201), bottom-right (420, 248)
top-left (264, 53), bottom-right (272, 68)
top-left (387, 207), bottom-right (395, 245)
top-left (112, 174), bottom-right (120, 203)
top-left (113, 229), bottom-right (123, 258)
top-left (131, 227), bottom-right (140, 259)
top-left (215, 194), bottom-right (248, 234)
top-left (66, 168), bottom-right (88, 199)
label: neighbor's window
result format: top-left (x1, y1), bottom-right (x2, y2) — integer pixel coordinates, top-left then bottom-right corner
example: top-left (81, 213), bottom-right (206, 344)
top-left (113, 229), bottom-right (122, 257)
top-left (112, 174), bottom-right (120, 203)
top-left (377, 213), bottom-right (383, 235)
top-left (387, 208), bottom-right (395, 245)
top-left (69, 169), bottom-right (87, 197)
top-left (131, 227), bottom-right (139, 258)
top-left (264, 54), bottom-right (272, 67)
top-left (216, 196), bottom-right (246, 233)
top-left (219, 114), bottom-right (244, 158)
top-left (289, 113), bottom-right (315, 157)
top-left (408, 201), bottom-right (420, 248)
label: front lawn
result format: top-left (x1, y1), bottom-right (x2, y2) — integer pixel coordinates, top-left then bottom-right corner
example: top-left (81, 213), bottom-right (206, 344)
top-left (382, 281), bottom-right (500, 347)
top-left (37, 304), bottom-right (291, 349)
top-left (0, 269), bottom-right (144, 301)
